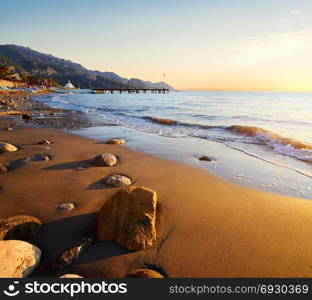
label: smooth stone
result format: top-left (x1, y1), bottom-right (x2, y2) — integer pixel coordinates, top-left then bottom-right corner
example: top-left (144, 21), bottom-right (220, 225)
top-left (106, 139), bottom-right (126, 145)
top-left (59, 274), bottom-right (83, 278)
top-left (0, 240), bottom-right (41, 278)
top-left (0, 164), bottom-right (8, 174)
top-left (31, 154), bottom-right (50, 162)
top-left (0, 142), bottom-right (18, 153)
top-left (126, 268), bottom-right (164, 278)
top-left (97, 186), bottom-right (157, 251)
top-left (0, 215), bottom-right (42, 240)
top-left (57, 202), bottom-right (76, 211)
top-left (101, 174), bottom-right (132, 187)
top-left (76, 167), bottom-right (86, 171)
top-left (52, 237), bottom-right (93, 270)
top-left (91, 153), bottom-right (117, 167)
top-left (40, 154), bottom-right (50, 161)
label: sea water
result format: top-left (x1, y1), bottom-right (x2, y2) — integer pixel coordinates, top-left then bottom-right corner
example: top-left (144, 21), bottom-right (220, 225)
top-left (36, 90), bottom-right (312, 199)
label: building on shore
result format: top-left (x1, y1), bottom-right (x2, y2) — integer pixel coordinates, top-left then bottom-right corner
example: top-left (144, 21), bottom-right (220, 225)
top-left (64, 80), bottom-right (75, 89)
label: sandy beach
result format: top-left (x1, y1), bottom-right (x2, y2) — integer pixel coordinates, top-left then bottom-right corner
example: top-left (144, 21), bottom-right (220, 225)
top-left (1, 91), bottom-right (312, 278)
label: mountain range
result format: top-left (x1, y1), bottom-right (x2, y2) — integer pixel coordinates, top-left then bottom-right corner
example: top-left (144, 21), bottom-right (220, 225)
top-left (0, 44), bottom-right (173, 90)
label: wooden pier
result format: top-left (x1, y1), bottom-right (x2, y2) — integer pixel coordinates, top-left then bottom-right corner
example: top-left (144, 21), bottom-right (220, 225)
top-left (91, 88), bottom-right (169, 94)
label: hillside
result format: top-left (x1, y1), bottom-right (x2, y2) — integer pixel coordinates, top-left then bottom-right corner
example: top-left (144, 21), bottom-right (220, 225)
top-left (0, 44), bottom-right (174, 89)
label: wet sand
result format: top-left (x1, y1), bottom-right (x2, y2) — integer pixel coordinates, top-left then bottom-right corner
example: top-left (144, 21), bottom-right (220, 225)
top-left (1, 92), bottom-right (312, 278)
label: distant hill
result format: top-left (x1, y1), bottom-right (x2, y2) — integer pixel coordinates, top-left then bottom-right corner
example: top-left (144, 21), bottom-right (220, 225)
top-left (0, 44), bottom-right (174, 90)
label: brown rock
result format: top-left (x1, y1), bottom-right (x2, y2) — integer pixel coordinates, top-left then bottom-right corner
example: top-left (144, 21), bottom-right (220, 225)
top-left (101, 174), bottom-right (132, 187)
top-left (199, 155), bottom-right (213, 161)
top-left (52, 237), bottom-right (92, 269)
top-left (37, 140), bottom-right (53, 145)
top-left (0, 142), bottom-right (18, 153)
top-left (0, 215), bottom-right (42, 240)
top-left (91, 153), bottom-right (117, 167)
top-left (106, 139), bottom-right (126, 145)
top-left (97, 186), bottom-right (157, 250)
top-left (126, 268), bottom-right (164, 278)
top-left (0, 164), bottom-right (8, 174)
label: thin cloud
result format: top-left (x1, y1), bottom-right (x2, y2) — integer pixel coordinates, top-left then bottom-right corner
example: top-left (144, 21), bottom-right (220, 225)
top-left (219, 31), bottom-right (308, 67)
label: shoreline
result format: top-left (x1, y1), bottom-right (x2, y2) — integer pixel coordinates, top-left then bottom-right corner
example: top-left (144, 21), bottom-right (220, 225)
top-left (34, 91), bottom-right (312, 200)
top-left (1, 91), bottom-right (312, 277)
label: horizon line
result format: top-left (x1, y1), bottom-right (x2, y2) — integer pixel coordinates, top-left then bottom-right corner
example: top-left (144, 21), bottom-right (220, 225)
top-left (178, 88), bottom-right (312, 93)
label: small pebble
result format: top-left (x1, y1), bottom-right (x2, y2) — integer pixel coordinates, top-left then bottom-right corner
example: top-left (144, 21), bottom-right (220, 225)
top-left (57, 202), bottom-right (76, 211)
top-left (199, 155), bottom-right (213, 162)
top-left (37, 140), bottom-right (54, 145)
top-left (76, 167), bottom-right (86, 171)
top-left (106, 139), bottom-right (126, 145)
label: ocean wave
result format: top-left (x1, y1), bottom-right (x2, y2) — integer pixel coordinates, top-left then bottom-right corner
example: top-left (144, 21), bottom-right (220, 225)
top-left (227, 125), bottom-right (312, 163)
top-left (144, 116), bottom-right (225, 130)
top-left (144, 116), bottom-right (178, 125)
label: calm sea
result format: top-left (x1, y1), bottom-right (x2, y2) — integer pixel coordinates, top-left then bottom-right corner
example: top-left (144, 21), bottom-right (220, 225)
top-left (36, 90), bottom-right (312, 199)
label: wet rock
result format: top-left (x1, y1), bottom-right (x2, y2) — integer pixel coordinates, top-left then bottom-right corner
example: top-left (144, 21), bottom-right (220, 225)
top-left (52, 237), bottom-right (93, 270)
top-left (22, 114), bottom-right (33, 120)
top-left (59, 274), bottom-right (83, 278)
top-left (101, 174), bottom-right (132, 187)
top-left (106, 139), bottom-right (126, 145)
top-left (126, 268), bottom-right (164, 278)
top-left (57, 202), bottom-right (76, 211)
top-left (39, 154), bottom-right (50, 161)
top-left (0, 215), bottom-right (42, 240)
top-left (91, 153), bottom-right (117, 167)
top-left (0, 240), bottom-right (41, 277)
top-left (199, 156), bottom-right (213, 162)
top-left (0, 164), bottom-right (8, 174)
top-left (97, 186), bottom-right (157, 251)
top-left (0, 142), bottom-right (18, 153)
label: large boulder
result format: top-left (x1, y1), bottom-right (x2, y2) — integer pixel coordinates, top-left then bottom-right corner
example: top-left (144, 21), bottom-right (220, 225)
top-left (101, 174), bottom-right (132, 187)
top-left (0, 142), bottom-right (18, 153)
top-left (91, 153), bottom-right (117, 167)
top-left (0, 215), bottom-right (42, 240)
top-left (97, 186), bottom-right (157, 250)
top-left (0, 240), bottom-right (41, 278)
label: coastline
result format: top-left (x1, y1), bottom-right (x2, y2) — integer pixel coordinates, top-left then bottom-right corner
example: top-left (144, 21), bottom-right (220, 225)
top-left (1, 92), bottom-right (312, 277)
top-left (36, 90), bottom-right (312, 200)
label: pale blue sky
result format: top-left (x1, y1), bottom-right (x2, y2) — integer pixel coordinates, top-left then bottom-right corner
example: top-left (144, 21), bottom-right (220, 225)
top-left (1, 0), bottom-right (312, 90)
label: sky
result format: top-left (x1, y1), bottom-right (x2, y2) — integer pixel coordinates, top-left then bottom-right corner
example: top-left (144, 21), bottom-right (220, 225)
top-left (0, 0), bottom-right (312, 91)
